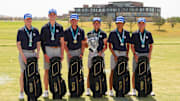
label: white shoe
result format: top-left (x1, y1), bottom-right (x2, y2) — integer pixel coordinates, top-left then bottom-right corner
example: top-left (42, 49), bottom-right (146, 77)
top-left (19, 92), bottom-right (24, 100)
top-left (86, 88), bottom-right (91, 96)
top-left (131, 89), bottom-right (136, 96)
top-left (109, 90), bottom-right (114, 97)
top-left (104, 92), bottom-right (108, 96)
top-left (42, 91), bottom-right (49, 98)
top-left (150, 91), bottom-right (155, 96)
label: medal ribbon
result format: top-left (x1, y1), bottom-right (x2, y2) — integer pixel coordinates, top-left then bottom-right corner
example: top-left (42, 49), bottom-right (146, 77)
top-left (50, 23), bottom-right (55, 40)
top-left (70, 26), bottom-right (79, 41)
top-left (116, 29), bottom-right (125, 45)
top-left (24, 26), bottom-right (33, 47)
top-left (139, 30), bottom-right (146, 46)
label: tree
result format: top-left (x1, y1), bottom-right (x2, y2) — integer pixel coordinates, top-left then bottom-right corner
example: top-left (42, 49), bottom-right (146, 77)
top-left (127, 17), bottom-right (136, 34)
top-left (167, 17), bottom-right (177, 28)
top-left (104, 16), bottom-right (113, 32)
top-left (153, 17), bottom-right (166, 30)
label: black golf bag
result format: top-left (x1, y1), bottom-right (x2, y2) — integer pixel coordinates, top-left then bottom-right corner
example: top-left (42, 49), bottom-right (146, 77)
top-left (89, 56), bottom-right (107, 97)
top-left (113, 56), bottom-right (130, 97)
top-left (49, 57), bottom-right (66, 99)
top-left (24, 57), bottom-right (42, 101)
top-left (135, 56), bottom-right (152, 97)
top-left (68, 56), bottom-right (84, 97)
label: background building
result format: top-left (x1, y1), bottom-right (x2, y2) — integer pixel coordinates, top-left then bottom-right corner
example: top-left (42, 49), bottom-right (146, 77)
top-left (69, 1), bottom-right (161, 22)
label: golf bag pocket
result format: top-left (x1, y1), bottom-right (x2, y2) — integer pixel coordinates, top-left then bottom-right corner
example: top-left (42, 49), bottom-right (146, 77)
top-left (24, 57), bottom-right (42, 99)
top-left (49, 57), bottom-right (66, 99)
top-left (68, 56), bottom-right (84, 97)
top-left (135, 56), bottom-right (152, 97)
top-left (89, 56), bottom-right (107, 97)
top-left (113, 56), bottom-right (130, 97)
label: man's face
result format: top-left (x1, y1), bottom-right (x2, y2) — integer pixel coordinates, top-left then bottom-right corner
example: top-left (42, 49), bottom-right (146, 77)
top-left (116, 22), bottom-right (124, 29)
top-left (70, 19), bottom-right (78, 26)
top-left (24, 18), bottom-right (32, 26)
top-left (48, 13), bottom-right (57, 21)
top-left (93, 21), bottom-right (101, 30)
top-left (138, 22), bottom-right (146, 30)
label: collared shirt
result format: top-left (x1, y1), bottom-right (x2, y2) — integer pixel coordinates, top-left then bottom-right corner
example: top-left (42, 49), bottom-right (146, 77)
top-left (64, 26), bottom-right (85, 50)
top-left (40, 22), bottom-right (64, 54)
top-left (108, 29), bottom-right (130, 51)
top-left (87, 29), bottom-right (107, 52)
top-left (131, 30), bottom-right (154, 53)
top-left (17, 26), bottom-right (40, 50)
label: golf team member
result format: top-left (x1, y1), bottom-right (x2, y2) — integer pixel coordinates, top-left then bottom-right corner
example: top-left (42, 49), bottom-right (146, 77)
top-left (64, 14), bottom-right (86, 67)
top-left (40, 9), bottom-right (64, 98)
top-left (17, 13), bottom-right (40, 99)
top-left (130, 18), bottom-right (155, 96)
top-left (86, 17), bottom-right (108, 96)
top-left (108, 16), bottom-right (130, 96)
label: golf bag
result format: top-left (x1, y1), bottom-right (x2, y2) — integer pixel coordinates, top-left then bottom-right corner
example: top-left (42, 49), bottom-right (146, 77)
top-left (68, 56), bottom-right (84, 97)
top-left (113, 56), bottom-right (130, 97)
top-left (49, 57), bottom-right (66, 99)
top-left (24, 57), bottom-right (42, 101)
top-left (89, 56), bottom-right (107, 97)
top-left (135, 56), bottom-right (152, 97)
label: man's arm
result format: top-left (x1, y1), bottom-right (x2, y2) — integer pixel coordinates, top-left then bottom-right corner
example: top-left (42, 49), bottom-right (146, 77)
top-left (36, 41), bottom-right (41, 59)
top-left (40, 28), bottom-right (50, 63)
top-left (126, 43), bottom-right (130, 57)
top-left (64, 41), bottom-right (72, 60)
top-left (109, 43), bottom-right (117, 62)
top-left (131, 44), bottom-right (138, 62)
top-left (99, 38), bottom-right (107, 55)
top-left (80, 40), bottom-right (86, 58)
top-left (148, 44), bottom-right (153, 61)
top-left (17, 42), bottom-right (27, 64)
top-left (60, 37), bottom-right (64, 61)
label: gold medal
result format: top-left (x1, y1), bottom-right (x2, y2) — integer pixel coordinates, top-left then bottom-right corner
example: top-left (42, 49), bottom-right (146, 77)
top-left (73, 40), bottom-right (77, 44)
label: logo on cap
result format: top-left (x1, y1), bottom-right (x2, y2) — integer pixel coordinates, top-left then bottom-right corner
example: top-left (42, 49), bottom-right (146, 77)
top-left (48, 8), bottom-right (57, 15)
top-left (70, 14), bottom-right (79, 20)
top-left (24, 13), bottom-right (32, 19)
top-left (93, 17), bottom-right (101, 22)
top-left (115, 16), bottom-right (125, 23)
top-left (138, 18), bottom-right (146, 23)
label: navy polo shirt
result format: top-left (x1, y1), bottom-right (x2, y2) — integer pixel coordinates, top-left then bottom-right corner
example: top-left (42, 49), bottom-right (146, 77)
top-left (131, 30), bottom-right (154, 53)
top-left (40, 22), bottom-right (64, 54)
top-left (87, 29), bottom-right (107, 52)
top-left (64, 26), bottom-right (85, 50)
top-left (108, 29), bottom-right (130, 51)
top-left (17, 26), bottom-right (40, 50)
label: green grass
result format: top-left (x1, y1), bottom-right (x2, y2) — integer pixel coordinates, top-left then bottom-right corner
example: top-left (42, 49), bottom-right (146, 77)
top-left (0, 20), bottom-right (180, 101)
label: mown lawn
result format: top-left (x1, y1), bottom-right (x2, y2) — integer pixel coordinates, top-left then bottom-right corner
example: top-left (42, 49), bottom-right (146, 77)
top-left (0, 20), bottom-right (180, 101)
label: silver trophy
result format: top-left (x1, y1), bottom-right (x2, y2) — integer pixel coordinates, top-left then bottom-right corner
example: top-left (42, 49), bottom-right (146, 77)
top-left (87, 33), bottom-right (99, 53)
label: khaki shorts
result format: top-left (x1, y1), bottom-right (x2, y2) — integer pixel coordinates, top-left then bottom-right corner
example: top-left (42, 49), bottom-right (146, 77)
top-left (43, 46), bottom-right (61, 70)
top-left (132, 52), bottom-right (150, 72)
top-left (19, 50), bottom-right (37, 72)
top-left (67, 49), bottom-right (82, 69)
top-left (87, 51), bottom-right (105, 69)
top-left (110, 50), bottom-right (128, 70)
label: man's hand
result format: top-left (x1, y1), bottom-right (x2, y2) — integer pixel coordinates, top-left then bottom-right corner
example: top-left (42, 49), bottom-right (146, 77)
top-left (114, 56), bottom-right (118, 62)
top-left (134, 54), bottom-right (138, 63)
top-left (148, 54), bottom-right (151, 61)
top-left (22, 54), bottom-right (27, 64)
top-left (98, 51), bottom-right (102, 56)
top-left (60, 55), bottom-right (64, 61)
top-left (126, 53), bottom-right (129, 60)
top-left (80, 53), bottom-right (83, 59)
top-left (44, 54), bottom-right (50, 63)
top-left (68, 53), bottom-right (72, 60)
top-left (36, 53), bottom-right (40, 59)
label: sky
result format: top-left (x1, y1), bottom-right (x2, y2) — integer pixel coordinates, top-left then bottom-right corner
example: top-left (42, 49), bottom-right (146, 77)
top-left (0, 0), bottom-right (179, 18)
